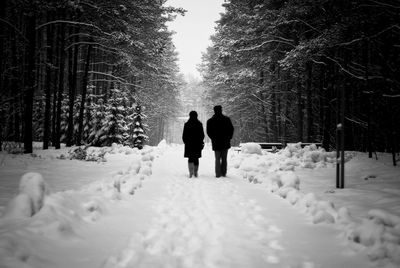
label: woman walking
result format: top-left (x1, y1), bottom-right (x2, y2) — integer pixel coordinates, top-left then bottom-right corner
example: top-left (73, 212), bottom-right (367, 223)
top-left (182, 111), bottom-right (205, 178)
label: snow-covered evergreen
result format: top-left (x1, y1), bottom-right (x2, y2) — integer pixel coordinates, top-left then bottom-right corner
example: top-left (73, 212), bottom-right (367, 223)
top-left (131, 105), bottom-right (148, 149)
top-left (97, 88), bottom-right (130, 146)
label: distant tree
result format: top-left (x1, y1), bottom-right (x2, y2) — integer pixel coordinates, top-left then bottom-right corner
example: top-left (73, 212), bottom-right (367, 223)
top-left (132, 105), bottom-right (147, 149)
top-left (97, 88), bottom-right (130, 146)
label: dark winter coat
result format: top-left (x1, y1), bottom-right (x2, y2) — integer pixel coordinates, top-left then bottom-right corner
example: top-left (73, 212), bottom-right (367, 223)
top-left (206, 113), bottom-right (234, 151)
top-left (182, 119), bottom-right (205, 158)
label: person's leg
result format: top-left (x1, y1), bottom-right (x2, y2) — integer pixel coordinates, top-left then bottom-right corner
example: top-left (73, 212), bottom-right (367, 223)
top-left (221, 149), bottom-right (228, 176)
top-left (188, 158), bottom-right (195, 178)
top-left (214, 150), bottom-right (222, 177)
top-left (193, 158), bottom-right (199, 177)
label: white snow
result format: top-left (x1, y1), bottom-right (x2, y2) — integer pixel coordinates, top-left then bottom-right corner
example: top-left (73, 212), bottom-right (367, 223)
top-left (3, 172), bottom-right (49, 219)
top-left (240, 142), bottom-right (262, 155)
top-left (0, 142), bottom-right (399, 267)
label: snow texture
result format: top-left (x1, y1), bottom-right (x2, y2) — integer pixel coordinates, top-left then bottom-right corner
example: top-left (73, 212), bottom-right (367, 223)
top-left (240, 142), bottom-right (262, 155)
top-left (0, 142), bottom-right (398, 267)
top-left (3, 173), bottom-right (49, 219)
top-left (232, 143), bottom-right (400, 267)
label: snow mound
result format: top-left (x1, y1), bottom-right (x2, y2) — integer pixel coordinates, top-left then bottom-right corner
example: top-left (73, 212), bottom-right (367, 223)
top-left (3, 172), bottom-right (49, 219)
top-left (232, 146), bottom-right (400, 266)
top-left (157, 139), bottom-right (167, 149)
top-left (341, 209), bottom-right (400, 264)
top-left (241, 143), bottom-right (262, 155)
top-left (0, 145), bottom-right (159, 266)
top-left (276, 143), bottom-right (354, 169)
top-left (2, 193), bottom-right (33, 219)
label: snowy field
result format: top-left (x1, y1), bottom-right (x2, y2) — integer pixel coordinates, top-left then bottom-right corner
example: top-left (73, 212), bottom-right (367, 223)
top-left (0, 142), bottom-right (399, 268)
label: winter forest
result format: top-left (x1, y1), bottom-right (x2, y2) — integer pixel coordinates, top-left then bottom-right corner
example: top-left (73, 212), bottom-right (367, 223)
top-left (1, 1), bottom-right (400, 268)
top-left (0, 0), bottom-right (399, 160)
top-left (0, 0), bottom-right (186, 152)
top-left (199, 0), bottom-right (400, 163)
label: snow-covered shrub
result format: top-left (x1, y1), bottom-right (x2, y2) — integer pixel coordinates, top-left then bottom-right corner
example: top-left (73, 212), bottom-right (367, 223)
top-left (68, 146), bottom-right (110, 162)
top-left (69, 146), bottom-right (87, 160)
top-left (2, 141), bottom-right (24, 154)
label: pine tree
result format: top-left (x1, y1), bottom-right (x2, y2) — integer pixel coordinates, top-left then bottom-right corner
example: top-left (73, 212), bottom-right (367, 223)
top-left (132, 105), bottom-right (147, 149)
top-left (88, 97), bottom-right (105, 146)
top-left (98, 88), bottom-right (129, 146)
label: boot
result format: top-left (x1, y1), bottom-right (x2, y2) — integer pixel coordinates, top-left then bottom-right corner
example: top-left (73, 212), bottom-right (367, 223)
top-left (194, 164), bottom-right (199, 177)
top-left (188, 163), bottom-right (194, 178)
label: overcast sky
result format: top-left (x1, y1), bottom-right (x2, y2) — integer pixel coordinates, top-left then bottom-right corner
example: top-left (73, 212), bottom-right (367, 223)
top-left (166, 0), bottom-right (225, 79)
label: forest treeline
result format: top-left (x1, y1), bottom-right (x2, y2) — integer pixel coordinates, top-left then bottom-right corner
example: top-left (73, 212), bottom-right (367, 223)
top-left (200, 0), bottom-right (399, 164)
top-left (0, 0), bottom-right (184, 153)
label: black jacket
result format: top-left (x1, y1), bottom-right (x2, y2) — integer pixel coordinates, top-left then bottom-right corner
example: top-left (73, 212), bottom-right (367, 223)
top-left (182, 119), bottom-right (205, 158)
top-left (206, 113), bottom-right (234, 151)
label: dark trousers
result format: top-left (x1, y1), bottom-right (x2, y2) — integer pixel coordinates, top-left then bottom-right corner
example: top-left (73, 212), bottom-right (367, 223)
top-left (188, 157), bottom-right (199, 165)
top-left (214, 149), bottom-right (228, 177)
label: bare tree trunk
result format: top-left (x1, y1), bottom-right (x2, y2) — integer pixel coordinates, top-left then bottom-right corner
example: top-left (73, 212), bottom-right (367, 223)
top-left (363, 38), bottom-right (374, 158)
top-left (66, 26), bottom-right (79, 147)
top-left (43, 14), bottom-right (53, 149)
top-left (23, 9), bottom-right (36, 154)
top-left (0, 0), bottom-right (6, 100)
top-left (282, 81), bottom-right (289, 147)
top-left (271, 89), bottom-right (278, 141)
top-left (322, 68), bottom-right (331, 151)
top-left (10, 28), bottom-right (21, 143)
top-left (55, 12), bottom-right (66, 149)
top-left (296, 80), bottom-right (303, 142)
top-left (77, 44), bottom-right (92, 145)
top-left (51, 30), bottom-right (59, 146)
top-left (306, 62), bottom-right (313, 142)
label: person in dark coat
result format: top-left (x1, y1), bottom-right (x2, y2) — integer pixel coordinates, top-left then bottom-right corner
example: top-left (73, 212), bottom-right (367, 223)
top-left (182, 111), bottom-right (205, 178)
top-left (206, 105), bottom-right (234, 178)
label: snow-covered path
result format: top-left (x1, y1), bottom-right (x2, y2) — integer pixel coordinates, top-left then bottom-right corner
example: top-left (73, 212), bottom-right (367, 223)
top-left (0, 146), bottom-right (373, 268)
top-left (103, 149), bottom-right (370, 268)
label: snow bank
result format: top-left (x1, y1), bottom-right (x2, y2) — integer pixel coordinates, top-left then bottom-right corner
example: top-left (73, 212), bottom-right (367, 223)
top-left (232, 144), bottom-right (400, 266)
top-left (241, 143), bottom-right (262, 155)
top-left (234, 142), bottom-right (349, 176)
top-left (343, 209), bottom-right (400, 264)
top-left (0, 144), bottom-right (158, 267)
top-left (3, 173), bottom-right (49, 219)
top-left (277, 142), bottom-right (354, 169)
top-left (66, 143), bottom-right (148, 162)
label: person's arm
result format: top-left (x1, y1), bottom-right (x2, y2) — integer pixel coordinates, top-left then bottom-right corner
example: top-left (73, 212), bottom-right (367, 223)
top-left (206, 119), bottom-right (213, 139)
top-left (182, 124), bottom-right (188, 144)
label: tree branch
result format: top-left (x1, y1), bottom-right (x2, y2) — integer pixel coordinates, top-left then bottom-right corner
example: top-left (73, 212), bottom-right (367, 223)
top-left (36, 20), bottom-right (111, 37)
top-left (0, 18), bottom-right (28, 42)
top-left (236, 39), bottom-right (295, 52)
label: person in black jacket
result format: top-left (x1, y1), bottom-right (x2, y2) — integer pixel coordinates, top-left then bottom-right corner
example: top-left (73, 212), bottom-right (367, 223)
top-left (182, 111), bottom-right (205, 178)
top-left (206, 105), bottom-right (234, 178)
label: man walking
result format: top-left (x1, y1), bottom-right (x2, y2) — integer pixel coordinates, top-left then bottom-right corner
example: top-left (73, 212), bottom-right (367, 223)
top-left (206, 105), bottom-right (234, 178)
